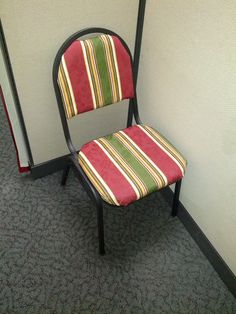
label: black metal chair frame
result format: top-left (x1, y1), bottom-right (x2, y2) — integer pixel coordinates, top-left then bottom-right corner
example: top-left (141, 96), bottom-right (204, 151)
top-left (53, 27), bottom-right (182, 255)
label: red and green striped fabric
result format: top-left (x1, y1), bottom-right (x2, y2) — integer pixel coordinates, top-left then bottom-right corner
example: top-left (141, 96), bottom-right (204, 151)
top-left (58, 34), bottom-right (134, 119)
top-left (78, 124), bottom-right (187, 206)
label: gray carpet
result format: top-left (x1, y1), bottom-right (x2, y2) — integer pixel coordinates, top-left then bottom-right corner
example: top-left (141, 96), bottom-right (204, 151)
top-left (0, 103), bottom-right (236, 314)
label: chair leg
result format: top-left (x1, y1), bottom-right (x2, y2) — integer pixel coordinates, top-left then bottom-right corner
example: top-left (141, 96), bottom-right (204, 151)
top-left (61, 165), bottom-right (70, 186)
top-left (97, 203), bottom-right (105, 255)
top-left (171, 180), bottom-right (182, 217)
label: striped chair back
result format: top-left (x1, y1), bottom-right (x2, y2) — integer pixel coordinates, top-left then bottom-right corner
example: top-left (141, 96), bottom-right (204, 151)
top-left (57, 34), bottom-right (134, 119)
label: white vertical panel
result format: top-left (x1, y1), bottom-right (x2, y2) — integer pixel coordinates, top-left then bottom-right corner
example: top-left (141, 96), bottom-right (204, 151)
top-left (0, 46), bottom-right (29, 170)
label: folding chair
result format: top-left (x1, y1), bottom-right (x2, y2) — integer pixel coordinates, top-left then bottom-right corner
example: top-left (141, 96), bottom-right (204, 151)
top-left (53, 27), bottom-right (187, 255)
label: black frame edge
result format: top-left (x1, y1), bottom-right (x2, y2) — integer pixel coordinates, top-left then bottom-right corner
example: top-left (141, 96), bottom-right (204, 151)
top-left (133, 0), bottom-right (146, 87)
top-left (0, 19), bottom-right (34, 167)
top-left (30, 155), bottom-right (68, 179)
top-left (127, 0), bottom-right (146, 127)
top-left (161, 187), bottom-right (236, 298)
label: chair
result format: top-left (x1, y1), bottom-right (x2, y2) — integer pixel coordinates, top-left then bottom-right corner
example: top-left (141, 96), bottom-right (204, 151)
top-left (53, 27), bottom-right (187, 255)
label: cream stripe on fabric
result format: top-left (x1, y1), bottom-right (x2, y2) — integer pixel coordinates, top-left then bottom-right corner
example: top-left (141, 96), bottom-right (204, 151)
top-left (58, 64), bottom-right (74, 118)
top-left (144, 125), bottom-right (186, 166)
top-left (143, 125), bottom-right (186, 173)
top-left (117, 131), bottom-right (168, 187)
top-left (58, 67), bottom-right (71, 118)
top-left (79, 154), bottom-right (116, 205)
top-left (94, 140), bottom-right (140, 200)
top-left (108, 35), bottom-right (122, 100)
top-left (61, 56), bottom-right (78, 115)
top-left (80, 41), bottom-right (97, 109)
top-left (138, 125), bottom-right (185, 176)
top-left (79, 152), bottom-right (119, 205)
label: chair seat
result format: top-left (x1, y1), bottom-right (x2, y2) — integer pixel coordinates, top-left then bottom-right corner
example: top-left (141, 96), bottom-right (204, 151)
top-left (78, 124), bottom-right (187, 206)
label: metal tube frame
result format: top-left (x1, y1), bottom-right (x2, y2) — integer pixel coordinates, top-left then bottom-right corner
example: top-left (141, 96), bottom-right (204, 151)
top-left (53, 27), bottom-right (182, 255)
top-left (172, 180), bottom-right (182, 217)
top-left (127, 0), bottom-right (146, 127)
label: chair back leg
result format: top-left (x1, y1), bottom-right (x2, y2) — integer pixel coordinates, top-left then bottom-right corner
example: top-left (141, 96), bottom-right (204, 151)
top-left (61, 165), bottom-right (70, 186)
top-left (97, 203), bottom-right (105, 255)
top-left (171, 180), bottom-right (182, 216)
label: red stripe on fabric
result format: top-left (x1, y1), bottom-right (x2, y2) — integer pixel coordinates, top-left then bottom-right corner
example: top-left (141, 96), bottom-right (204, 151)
top-left (0, 85), bottom-right (29, 173)
top-left (64, 41), bottom-right (94, 114)
top-left (19, 166), bottom-right (30, 173)
top-left (111, 36), bottom-right (134, 99)
top-left (81, 141), bottom-right (137, 206)
top-left (123, 125), bottom-right (183, 185)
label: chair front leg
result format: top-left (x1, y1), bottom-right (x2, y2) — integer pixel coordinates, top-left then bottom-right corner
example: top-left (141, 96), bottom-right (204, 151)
top-left (171, 180), bottom-right (182, 217)
top-left (97, 202), bottom-right (105, 255)
top-left (61, 165), bottom-right (70, 186)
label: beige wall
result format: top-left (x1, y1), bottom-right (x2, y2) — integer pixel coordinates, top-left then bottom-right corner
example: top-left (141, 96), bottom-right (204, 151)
top-left (1, 0), bottom-right (138, 164)
top-left (138, 0), bottom-right (236, 275)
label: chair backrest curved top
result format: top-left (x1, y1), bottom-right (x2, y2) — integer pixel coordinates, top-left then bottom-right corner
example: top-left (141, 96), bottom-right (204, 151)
top-left (55, 31), bottom-right (134, 119)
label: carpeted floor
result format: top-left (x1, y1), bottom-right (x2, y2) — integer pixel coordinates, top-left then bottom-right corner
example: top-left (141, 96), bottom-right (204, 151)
top-left (0, 103), bottom-right (236, 314)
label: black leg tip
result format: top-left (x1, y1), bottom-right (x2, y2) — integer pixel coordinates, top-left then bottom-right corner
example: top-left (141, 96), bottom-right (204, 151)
top-left (99, 248), bottom-right (105, 256)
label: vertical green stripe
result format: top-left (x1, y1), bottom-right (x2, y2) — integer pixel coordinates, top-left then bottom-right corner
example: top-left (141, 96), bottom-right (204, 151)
top-left (102, 135), bottom-right (158, 194)
top-left (59, 63), bottom-right (74, 117)
top-left (92, 37), bottom-right (113, 105)
top-left (115, 132), bottom-right (165, 187)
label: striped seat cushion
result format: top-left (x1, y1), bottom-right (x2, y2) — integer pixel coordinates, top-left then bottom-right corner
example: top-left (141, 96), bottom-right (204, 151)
top-left (78, 125), bottom-right (187, 207)
top-left (58, 34), bottom-right (134, 119)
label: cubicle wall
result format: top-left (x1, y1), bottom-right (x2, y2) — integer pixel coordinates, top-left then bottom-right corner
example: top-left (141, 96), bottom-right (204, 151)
top-left (138, 0), bottom-right (236, 276)
top-left (0, 31), bottom-right (29, 172)
top-left (1, 0), bottom-right (138, 169)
